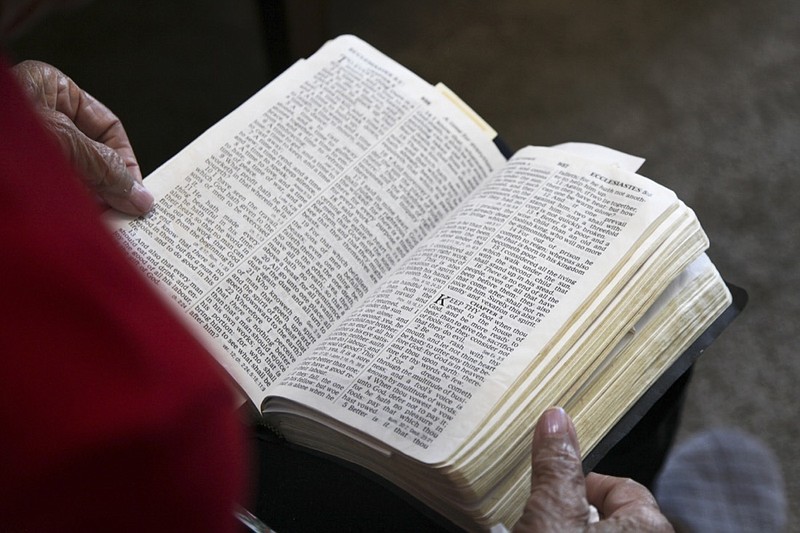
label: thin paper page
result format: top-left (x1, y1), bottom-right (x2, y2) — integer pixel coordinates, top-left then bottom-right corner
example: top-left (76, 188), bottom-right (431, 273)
top-left (106, 35), bottom-right (506, 405)
top-left (552, 142), bottom-right (646, 173)
top-left (268, 145), bottom-right (678, 463)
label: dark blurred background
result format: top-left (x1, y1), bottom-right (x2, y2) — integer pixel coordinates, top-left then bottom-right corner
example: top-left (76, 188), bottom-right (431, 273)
top-left (7, 0), bottom-right (799, 529)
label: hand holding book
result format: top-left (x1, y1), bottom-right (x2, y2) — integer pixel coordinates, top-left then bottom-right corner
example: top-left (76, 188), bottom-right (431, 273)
top-left (11, 60), bottom-right (154, 215)
top-left (513, 407), bottom-right (672, 532)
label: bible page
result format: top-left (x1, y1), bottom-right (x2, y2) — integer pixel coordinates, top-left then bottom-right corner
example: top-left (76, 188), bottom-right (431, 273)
top-left (107, 35), bottom-right (506, 404)
top-left (267, 146), bottom-right (680, 463)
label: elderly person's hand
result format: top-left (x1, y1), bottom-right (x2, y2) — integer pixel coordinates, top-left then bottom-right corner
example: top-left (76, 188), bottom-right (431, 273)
top-left (514, 407), bottom-right (674, 532)
top-left (11, 60), bottom-right (153, 215)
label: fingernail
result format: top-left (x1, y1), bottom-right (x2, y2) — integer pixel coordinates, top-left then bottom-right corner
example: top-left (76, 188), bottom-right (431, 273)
top-left (129, 181), bottom-right (154, 213)
top-left (541, 407), bottom-right (569, 436)
top-left (539, 406), bottom-right (582, 456)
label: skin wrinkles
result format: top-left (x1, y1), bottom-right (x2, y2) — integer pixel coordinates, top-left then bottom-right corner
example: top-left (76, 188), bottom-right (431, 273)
top-left (514, 408), bottom-right (674, 533)
top-left (11, 60), bottom-right (151, 214)
top-left (16, 60), bottom-right (141, 180)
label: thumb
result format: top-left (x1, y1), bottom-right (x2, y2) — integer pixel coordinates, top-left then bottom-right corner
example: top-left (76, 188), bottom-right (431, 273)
top-left (40, 106), bottom-right (154, 216)
top-left (514, 407), bottom-right (592, 532)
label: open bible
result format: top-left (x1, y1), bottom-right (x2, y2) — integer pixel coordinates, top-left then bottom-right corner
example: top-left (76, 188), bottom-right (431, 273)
top-left (108, 35), bottom-right (733, 531)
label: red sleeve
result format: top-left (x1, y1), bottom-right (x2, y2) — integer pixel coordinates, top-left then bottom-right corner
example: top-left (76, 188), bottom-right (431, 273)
top-left (0, 56), bottom-right (248, 532)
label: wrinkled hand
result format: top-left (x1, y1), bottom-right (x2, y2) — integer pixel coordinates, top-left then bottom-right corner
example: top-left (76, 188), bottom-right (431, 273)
top-left (514, 407), bottom-right (674, 532)
top-left (11, 60), bottom-right (153, 215)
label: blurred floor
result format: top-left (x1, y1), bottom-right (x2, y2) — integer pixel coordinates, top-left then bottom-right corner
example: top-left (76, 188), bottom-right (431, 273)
top-left (8, 0), bottom-right (800, 529)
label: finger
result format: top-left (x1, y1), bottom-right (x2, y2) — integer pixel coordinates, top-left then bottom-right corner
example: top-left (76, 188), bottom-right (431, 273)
top-left (41, 107), bottom-right (153, 215)
top-left (13, 60), bottom-right (142, 181)
top-left (585, 473), bottom-right (674, 532)
top-left (514, 407), bottom-right (592, 531)
top-left (13, 60), bottom-right (152, 215)
top-left (62, 82), bottom-right (143, 184)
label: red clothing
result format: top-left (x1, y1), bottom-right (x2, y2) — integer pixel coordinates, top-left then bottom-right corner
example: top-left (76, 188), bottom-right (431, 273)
top-left (0, 56), bottom-right (247, 531)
